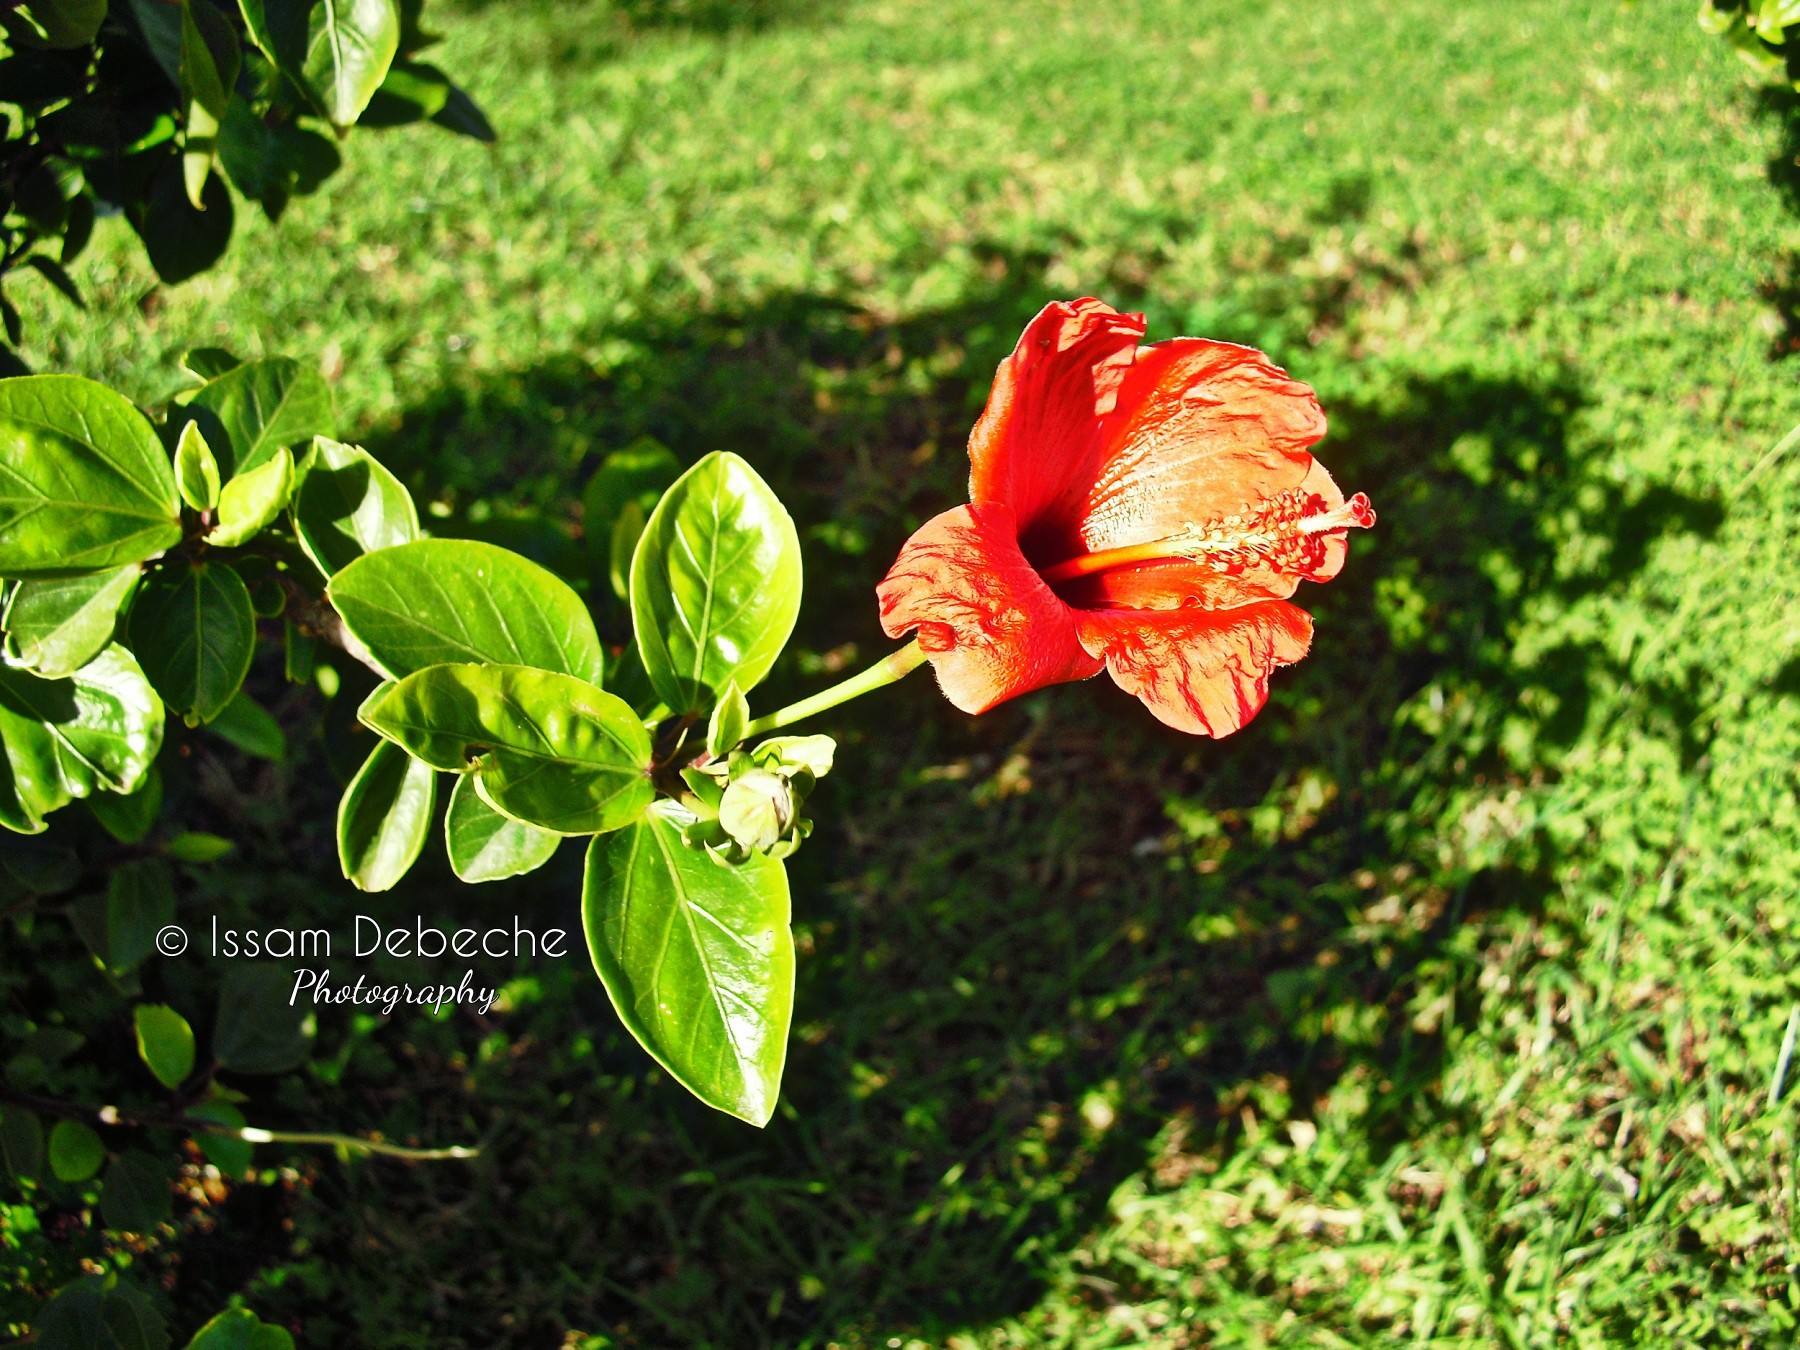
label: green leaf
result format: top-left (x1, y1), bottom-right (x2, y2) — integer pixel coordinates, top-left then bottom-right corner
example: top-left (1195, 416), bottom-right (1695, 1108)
top-left (359, 58), bottom-right (449, 126)
top-left (32, 1275), bottom-right (169, 1350)
top-left (164, 831), bottom-right (233, 862)
top-left (175, 421), bottom-right (221, 513)
top-left (100, 1150), bottom-right (171, 1232)
top-left (187, 1100), bottom-right (251, 1177)
top-left (70, 857), bottom-right (175, 975)
top-left (631, 451), bottom-right (802, 714)
top-left (292, 436), bottom-right (418, 576)
top-left (47, 1119), bottom-right (104, 1182)
top-left (0, 645), bottom-right (165, 831)
top-left (607, 500), bottom-right (646, 603)
top-left (3, 565), bottom-right (139, 678)
top-left (0, 375), bottom-right (181, 577)
top-left (5, 0), bottom-right (107, 48)
top-left (303, 0), bottom-right (401, 127)
top-left (134, 153), bottom-right (234, 285)
top-left (128, 561), bottom-right (255, 724)
top-left (336, 738), bottom-right (435, 891)
top-left (207, 690), bottom-right (285, 761)
top-left (329, 538), bottom-right (605, 683)
top-left (752, 733), bottom-right (834, 778)
top-left (584, 438), bottom-right (681, 597)
top-left (185, 356), bottom-right (333, 478)
top-left (181, 347), bottom-right (241, 382)
top-left (87, 765), bottom-right (162, 843)
top-left (0, 1103), bottom-right (43, 1181)
top-left (185, 1308), bottom-right (296, 1350)
top-left (134, 1004), bottom-right (196, 1090)
top-left (583, 802), bottom-right (794, 1126)
top-left (206, 445), bottom-right (293, 548)
top-left (217, 99), bottom-right (341, 212)
top-left (706, 680), bottom-right (749, 758)
top-left (180, 0), bottom-right (239, 120)
top-left (444, 771), bottom-right (558, 883)
top-left (214, 964), bottom-right (310, 1074)
top-left (360, 663), bottom-right (652, 835)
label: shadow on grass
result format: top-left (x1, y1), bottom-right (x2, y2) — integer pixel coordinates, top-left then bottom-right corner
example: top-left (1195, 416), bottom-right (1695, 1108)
top-left (213, 260), bottom-right (1722, 1347)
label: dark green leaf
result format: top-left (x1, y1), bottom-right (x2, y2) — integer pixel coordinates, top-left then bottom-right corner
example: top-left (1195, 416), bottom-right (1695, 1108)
top-left (70, 857), bottom-right (175, 974)
top-left (128, 561), bottom-right (254, 724)
top-left (179, 0), bottom-right (239, 120)
top-left (207, 690), bottom-right (285, 761)
top-left (185, 356), bottom-right (333, 478)
top-left (5, 0), bottom-right (107, 49)
top-left (292, 435), bottom-right (418, 576)
top-left (181, 347), bottom-right (241, 381)
top-left (133, 155), bottom-right (233, 286)
top-left (444, 771), bottom-right (558, 883)
top-left (431, 81), bottom-right (495, 142)
top-left (631, 451), bottom-right (802, 714)
top-left (134, 1004), bottom-right (195, 1089)
top-left (0, 646), bottom-right (165, 831)
top-left (214, 964), bottom-right (310, 1074)
top-left (336, 738), bottom-right (435, 891)
top-left (174, 419), bottom-right (221, 512)
top-left (0, 1103), bottom-right (43, 1181)
top-left (33, 1275), bottom-right (169, 1350)
top-left (583, 803), bottom-right (794, 1126)
top-left (359, 58), bottom-right (448, 126)
top-left (3, 565), bottom-right (139, 678)
top-left (360, 663), bottom-right (652, 835)
top-left (86, 764), bottom-right (162, 843)
top-left (0, 375), bottom-right (181, 576)
top-left (187, 1099), bottom-right (252, 1177)
top-left (100, 1150), bottom-right (171, 1232)
top-left (47, 1119), bottom-right (104, 1182)
top-left (329, 538), bottom-right (605, 683)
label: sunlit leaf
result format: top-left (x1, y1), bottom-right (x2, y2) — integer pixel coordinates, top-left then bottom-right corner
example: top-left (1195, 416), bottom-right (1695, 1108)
top-left (3, 565), bottom-right (138, 678)
top-left (337, 738), bottom-right (435, 891)
top-left (443, 771), bottom-right (559, 883)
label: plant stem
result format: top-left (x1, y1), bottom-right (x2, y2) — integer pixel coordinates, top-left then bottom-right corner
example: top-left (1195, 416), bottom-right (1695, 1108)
top-left (744, 639), bottom-right (927, 738)
top-left (0, 1085), bottom-right (477, 1162)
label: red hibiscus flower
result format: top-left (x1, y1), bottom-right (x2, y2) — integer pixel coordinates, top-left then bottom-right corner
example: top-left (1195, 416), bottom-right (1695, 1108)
top-left (876, 298), bottom-right (1374, 737)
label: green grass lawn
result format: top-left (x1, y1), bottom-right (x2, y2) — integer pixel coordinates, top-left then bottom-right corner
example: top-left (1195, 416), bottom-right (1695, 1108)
top-left (19, 0), bottom-right (1800, 1343)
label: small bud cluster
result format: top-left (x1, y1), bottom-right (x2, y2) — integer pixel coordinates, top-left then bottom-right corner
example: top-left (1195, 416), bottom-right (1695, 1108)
top-left (675, 735), bottom-right (836, 865)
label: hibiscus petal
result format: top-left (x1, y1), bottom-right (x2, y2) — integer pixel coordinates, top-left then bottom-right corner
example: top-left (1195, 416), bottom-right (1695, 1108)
top-left (1076, 600), bottom-right (1314, 738)
top-left (1051, 458), bottom-right (1358, 613)
top-left (968, 299), bottom-right (1145, 540)
top-left (1027, 339), bottom-right (1328, 567)
top-left (877, 503), bottom-right (1102, 715)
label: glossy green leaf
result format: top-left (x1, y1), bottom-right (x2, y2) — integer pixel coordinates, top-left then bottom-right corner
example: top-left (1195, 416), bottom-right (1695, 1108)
top-left (175, 420), bottom-right (221, 512)
top-left (337, 738), bottom-right (435, 891)
top-left (207, 690), bottom-right (285, 761)
top-left (128, 561), bottom-right (254, 724)
top-left (70, 858), bottom-right (175, 975)
top-left (0, 645), bottom-right (164, 831)
top-left (360, 663), bottom-right (652, 835)
top-left (444, 771), bottom-right (559, 883)
top-left (583, 802), bottom-right (794, 1126)
top-left (47, 1119), bottom-right (104, 1182)
top-left (214, 964), bottom-right (311, 1074)
top-left (185, 356), bottom-right (333, 478)
top-left (303, 0), bottom-right (401, 127)
top-left (206, 445), bottom-right (293, 548)
top-left (631, 451), bottom-right (801, 714)
top-left (0, 1103), bottom-right (43, 1182)
top-left (86, 765), bottom-right (162, 843)
top-left (0, 375), bottom-right (181, 576)
top-left (706, 680), bottom-right (749, 758)
top-left (329, 538), bottom-right (604, 683)
top-left (185, 1308), bottom-right (296, 1350)
top-left (292, 436), bottom-right (418, 576)
top-left (100, 1150), bottom-right (171, 1232)
top-left (3, 565), bottom-right (138, 678)
top-left (134, 1004), bottom-right (196, 1090)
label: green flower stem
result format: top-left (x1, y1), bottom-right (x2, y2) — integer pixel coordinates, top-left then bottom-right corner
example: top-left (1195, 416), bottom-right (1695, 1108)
top-left (744, 639), bottom-right (927, 737)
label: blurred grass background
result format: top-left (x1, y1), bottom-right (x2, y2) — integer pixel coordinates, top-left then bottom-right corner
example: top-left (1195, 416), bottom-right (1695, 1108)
top-left (16, 0), bottom-right (1800, 1343)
